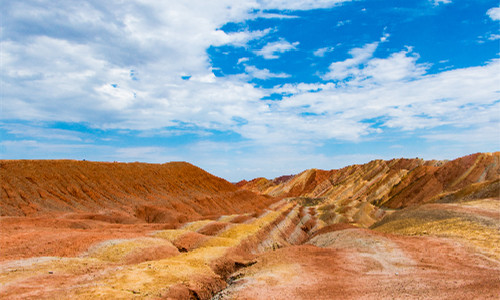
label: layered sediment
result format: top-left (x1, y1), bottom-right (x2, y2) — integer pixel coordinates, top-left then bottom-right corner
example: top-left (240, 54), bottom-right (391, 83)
top-left (1, 153), bottom-right (499, 299)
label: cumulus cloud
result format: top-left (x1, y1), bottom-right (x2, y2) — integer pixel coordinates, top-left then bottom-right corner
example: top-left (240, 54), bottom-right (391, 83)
top-left (487, 7), bottom-right (500, 21)
top-left (336, 20), bottom-right (351, 27)
top-left (2, 0), bottom-right (270, 127)
top-left (258, 0), bottom-right (353, 10)
top-left (322, 42), bottom-right (379, 81)
top-left (322, 40), bottom-right (428, 86)
top-left (276, 50), bottom-right (499, 141)
top-left (2, 0), bottom-right (499, 168)
top-left (488, 34), bottom-right (500, 40)
top-left (255, 39), bottom-right (299, 59)
top-left (431, 0), bottom-right (452, 6)
top-left (245, 65), bottom-right (291, 79)
top-left (253, 12), bottom-right (299, 19)
top-left (237, 57), bottom-right (250, 64)
top-left (362, 48), bottom-right (428, 83)
top-left (313, 46), bottom-right (335, 57)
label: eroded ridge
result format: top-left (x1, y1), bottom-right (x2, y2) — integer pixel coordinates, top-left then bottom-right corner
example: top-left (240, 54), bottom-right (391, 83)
top-left (1, 200), bottom-right (317, 299)
top-left (214, 198), bottom-right (500, 300)
top-left (1, 153), bottom-right (499, 299)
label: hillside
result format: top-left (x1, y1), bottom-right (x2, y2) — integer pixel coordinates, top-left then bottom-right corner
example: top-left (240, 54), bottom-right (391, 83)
top-left (238, 152), bottom-right (500, 227)
top-left (0, 160), bottom-right (274, 222)
top-left (1, 154), bottom-right (499, 299)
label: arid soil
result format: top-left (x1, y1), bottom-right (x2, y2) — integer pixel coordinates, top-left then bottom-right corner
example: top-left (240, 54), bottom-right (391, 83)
top-left (1, 153), bottom-right (499, 299)
top-left (215, 199), bottom-right (500, 299)
top-left (239, 152), bottom-right (499, 228)
top-left (0, 160), bottom-right (274, 220)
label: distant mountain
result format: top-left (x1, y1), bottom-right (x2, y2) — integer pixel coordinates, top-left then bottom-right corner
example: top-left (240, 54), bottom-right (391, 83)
top-left (238, 152), bottom-right (499, 227)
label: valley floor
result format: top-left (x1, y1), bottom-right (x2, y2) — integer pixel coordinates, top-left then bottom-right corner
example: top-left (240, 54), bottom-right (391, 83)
top-left (1, 198), bottom-right (499, 299)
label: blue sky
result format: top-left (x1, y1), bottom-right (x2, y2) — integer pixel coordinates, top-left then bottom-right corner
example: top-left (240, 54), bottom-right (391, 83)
top-left (1, 0), bottom-right (499, 181)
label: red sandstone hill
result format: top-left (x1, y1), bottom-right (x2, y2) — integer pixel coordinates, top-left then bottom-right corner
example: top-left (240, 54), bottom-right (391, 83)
top-left (1, 155), bottom-right (499, 299)
top-left (239, 152), bottom-right (499, 208)
top-left (238, 152), bottom-right (499, 227)
top-left (0, 160), bottom-right (274, 223)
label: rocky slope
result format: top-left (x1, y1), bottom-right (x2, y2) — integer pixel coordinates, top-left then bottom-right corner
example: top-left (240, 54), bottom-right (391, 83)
top-left (0, 154), bottom-right (499, 299)
top-left (0, 160), bottom-right (274, 223)
top-left (238, 152), bottom-right (499, 227)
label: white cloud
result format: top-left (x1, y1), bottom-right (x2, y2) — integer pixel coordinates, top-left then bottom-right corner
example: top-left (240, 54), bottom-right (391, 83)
top-left (336, 20), bottom-right (351, 27)
top-left (423, 124), bottom-right (500, 144)
top-left (2, 0), bottom-right (275, 129)
top-left (253, 12), bottom-right (299, 19)
top-left (274, 82), bottom-right (335, 94)
top-left (2, 1), bottom-right (499, 175)
top-left (245, 65), bottom-right (291, 79)
top-left (237, 57), bottom-right (250, 64)
top-left (215, 28), bottom-right (273, 47)
top-left (313, 46), bottom-right (335, 57)
top-left (488, 34), bottom-right (500, 40)
top-left (256, 39), bottom-right (299, 59)
top-left (431, 0), bottom-right (452, 6)
top-left (323, 40), bottom-right (427, 86)
top-left (322, 42), bottom-right (379, 81)
top-left (380, 32), bottom-right (390, 42)
top-left (259, 0), bottom-right (353, 10)
top-left (277, 51), bottom-right (499, 140)
top-left (362, 48), bottom-right (428, 83)
top-left (0, 123), bottom-right (85, 142)
top-left (487, 7), bottom-right (500, 21)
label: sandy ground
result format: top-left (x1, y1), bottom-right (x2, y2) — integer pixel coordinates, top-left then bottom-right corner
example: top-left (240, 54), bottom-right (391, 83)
top-left (2, 199), bottom-right (500, 299)
top-left (216, 233), bottom-right (500, 299)
top-left (1, 156), bottom-right (499, 299)
top-left (0, 217), bottom-right (172, 261)
top-left (214, 199), bottom-right (500, 299)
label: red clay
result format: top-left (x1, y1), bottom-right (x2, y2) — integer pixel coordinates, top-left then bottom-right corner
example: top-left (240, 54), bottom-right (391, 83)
top-left (197, 222), bottom-right (232, 236)
top-left (0, 217), bottom-right (165, 261)
top-left (172, 231), bottom-right (210, 252)
top-left (1, 154), bottom-right (499, 299)
top-left (222, 233), bottom-right (500, 299)
top-left (0, 160), bottom-right (275, 218)
top-left (239, 152), bottom-right (500, 209)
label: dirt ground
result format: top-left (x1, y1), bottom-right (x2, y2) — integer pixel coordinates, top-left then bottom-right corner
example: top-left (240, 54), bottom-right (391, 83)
top-left (0, 216), bottom-right (170, 261)
top-left (1, 156), bottom-right (499, 299)
top-left (217, 232), bottom-right (500, 299)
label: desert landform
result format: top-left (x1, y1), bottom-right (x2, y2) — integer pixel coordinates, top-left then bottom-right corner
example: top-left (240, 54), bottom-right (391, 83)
top-left (1, 152), bottom-right (499, 299)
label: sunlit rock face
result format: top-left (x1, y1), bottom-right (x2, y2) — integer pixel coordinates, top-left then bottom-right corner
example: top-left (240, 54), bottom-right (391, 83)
top-left (1, 152), bottom-right (499, 299)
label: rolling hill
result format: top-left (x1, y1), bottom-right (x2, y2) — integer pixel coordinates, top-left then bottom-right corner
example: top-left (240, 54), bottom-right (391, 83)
top-left (238, 152), bottom-right (499, 227)
top-left (0, 153), bottom-right (498, 299)
top-left (0, 160), bottom-right (274, 223)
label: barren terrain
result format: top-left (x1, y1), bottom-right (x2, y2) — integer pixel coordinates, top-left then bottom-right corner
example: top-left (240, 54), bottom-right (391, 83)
top-left (1, 153), bottom-right (499, 299)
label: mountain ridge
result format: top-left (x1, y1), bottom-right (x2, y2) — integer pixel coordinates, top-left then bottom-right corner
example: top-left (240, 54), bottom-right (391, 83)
top-left (238, 152), bottom-right (499, 227)
top-left (0, 159), bottom-right (274, 223)
top-left (1, 153), bottom-right (499, 299)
